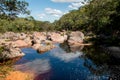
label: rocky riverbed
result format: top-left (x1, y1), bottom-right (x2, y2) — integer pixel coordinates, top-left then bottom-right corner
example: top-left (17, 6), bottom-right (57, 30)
top-left (0, 31), bottom-right (85, 60)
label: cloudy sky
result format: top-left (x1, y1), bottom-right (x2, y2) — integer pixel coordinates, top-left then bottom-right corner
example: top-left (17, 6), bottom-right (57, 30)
top-left (25, 0), bottom-right (86, 22)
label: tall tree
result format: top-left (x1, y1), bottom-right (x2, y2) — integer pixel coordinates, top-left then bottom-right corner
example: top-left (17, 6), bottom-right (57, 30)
top-left (0, 0), bottom-right (30, 19)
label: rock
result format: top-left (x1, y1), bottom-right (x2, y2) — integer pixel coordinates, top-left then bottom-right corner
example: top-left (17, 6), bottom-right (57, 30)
top-left (44, 40), bottom-right (53, 44)
top-left (0, 39), bottom-right (13, 47)
top-left (24, 37), bottom-right (32, 46)
top-left (32, 32), bottom-right (46, 44)
top-left (18, 33), bottom-right (27, 40)
top-left (49, 32), bottom-right (67, 43)
top-left (0, 44), bottom-right (25, 59)
top-left (68, 31), bottom-right (84, 46)
top-left (0, 32), bottom-right (28, 40)
top-left (37, 44), bottom-right (55, 53)
top-left (12, 40), bottom-right (29, 48)
top-left (32, 42), bottom-right (55, 53)
top-left (0, 32), bottom-right (16, 40)
top-left (33, 32), bottom-right (46, 40)
top-left (63, 34), bottom-right (68, 41)
top-left (32, 44), bottom-right (41, 50)
top-left (32, 37), bottom-right (41, 44)
top-left (107, 46), bottom-right (120, 59)
top-left (33, 32), bottom-right (41, 38)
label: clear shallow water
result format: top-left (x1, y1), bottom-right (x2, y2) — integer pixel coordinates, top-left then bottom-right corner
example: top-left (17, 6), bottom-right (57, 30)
top-left (13, 44), bottom-right (120, 80)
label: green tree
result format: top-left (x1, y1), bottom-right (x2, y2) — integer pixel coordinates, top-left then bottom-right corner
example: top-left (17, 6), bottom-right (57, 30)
top-left (0, 0), bottom-right (30, 19)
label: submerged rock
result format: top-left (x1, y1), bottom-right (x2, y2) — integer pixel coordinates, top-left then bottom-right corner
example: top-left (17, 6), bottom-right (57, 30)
top-left (32, 43), bottom-right (55, 53)
top-left (37, 44), bottom-right (55, 53)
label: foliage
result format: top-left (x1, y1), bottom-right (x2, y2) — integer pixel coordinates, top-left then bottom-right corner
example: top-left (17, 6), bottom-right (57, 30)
top-left (0, 60), bottom-right (14, 79)
top-left (0, 46), bottom-right (4, 54)
top-left (0, 0), bottom-right (30, 19)
top-left (54, 0), bottom-right (120, 45)
top-left (0, 0), bottom-right (55, 32)
top-left (0, 17), bottom-right (54, 33)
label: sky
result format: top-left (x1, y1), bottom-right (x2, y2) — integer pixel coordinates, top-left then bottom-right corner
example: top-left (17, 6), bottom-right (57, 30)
top-left (23, 0), bottom-right (87, 22)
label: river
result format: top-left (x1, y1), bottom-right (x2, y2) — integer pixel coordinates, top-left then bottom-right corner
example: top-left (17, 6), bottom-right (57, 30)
top-left (0, 43), bottom-right (120, 80)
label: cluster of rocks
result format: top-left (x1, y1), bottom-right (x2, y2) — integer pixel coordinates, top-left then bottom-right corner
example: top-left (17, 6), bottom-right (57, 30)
top-left (0, 31), bottom-right (85, 59)
top-left (0, 43), bottom-right (25, 60)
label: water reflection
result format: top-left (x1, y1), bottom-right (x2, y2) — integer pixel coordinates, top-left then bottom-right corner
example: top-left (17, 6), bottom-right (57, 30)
top-left (61, 43), bottom-right (120, 79)
top-left (14, 59), bottom-right (51, 75)
top-left (60, 42), bottom-right (84, 52)
top-left (50, 47), bottom-right (83, 62)
top-left (83, 45), bottom-right (120, 80)
top-left (109, 65), bottom-right (120, 79)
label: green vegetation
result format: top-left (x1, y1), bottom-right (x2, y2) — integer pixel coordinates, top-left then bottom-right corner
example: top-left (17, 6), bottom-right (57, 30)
top-left (54, 0), bottom-right (120, 45)
top-left (0, 46), bottom-right (4, 54)
top-left (0, 17), bottom-right (53, 33)
top-left (0, 60), bottom-right (14, 79)
top-left (55, 0), bottom-right (120, 33)
top-left (0, 0), bottom-right (54, 33)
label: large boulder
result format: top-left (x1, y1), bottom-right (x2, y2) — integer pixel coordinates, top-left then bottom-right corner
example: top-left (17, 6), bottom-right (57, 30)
top-left (18, 33), bottom-right (27, 40)
top-left (32, 32), bottom-right (46, 44)
top-left (12, 40), bottom-right (29, 48)
top-left (0, 44), bottom-right (25, 60)
top-left (49, 32), bottom-right (67, 43)
top-left (68, 31), bottom-right (84, 46)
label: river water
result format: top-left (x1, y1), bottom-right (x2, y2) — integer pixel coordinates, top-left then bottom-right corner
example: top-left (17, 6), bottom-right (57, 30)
top-left (1, 43), bottom-right (120, 80)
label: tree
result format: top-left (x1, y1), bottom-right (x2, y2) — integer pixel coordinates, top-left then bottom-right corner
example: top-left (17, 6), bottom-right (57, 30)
top-left (85, 0), bottom-right (118, 35)
top-left (0, 0), bottom-right (30, 19)
top-left (53, 0), bottom-right (120, 45)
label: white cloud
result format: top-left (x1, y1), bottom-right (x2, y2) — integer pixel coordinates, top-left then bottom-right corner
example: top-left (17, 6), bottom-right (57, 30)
top-left (50, 47), bottom-right (83, 62)
top-left (52, 51), bottom-right (83, 62)
top-left (68, 0), bottom-right (89, 9)
top-left (51, 0), bottom-right (82, 3)
top-left (45, 8), bottom-right (63, 17)
top-left (15, 59), bottom-right (51, 74)
top-left (63, 11), bottom-right (69, 14)
top-left (68, 2), bottom-right (83, 9)
top-left (37, 13), bottom-right (46, 19)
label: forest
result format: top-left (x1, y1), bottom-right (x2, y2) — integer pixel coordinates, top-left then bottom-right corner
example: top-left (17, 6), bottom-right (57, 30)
top-left (0, 0), bottom-right (120, 45)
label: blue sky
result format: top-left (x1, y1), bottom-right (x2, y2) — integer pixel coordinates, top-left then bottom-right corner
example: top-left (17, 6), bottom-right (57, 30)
top-left (24, 0), bottom-right (86, 22)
